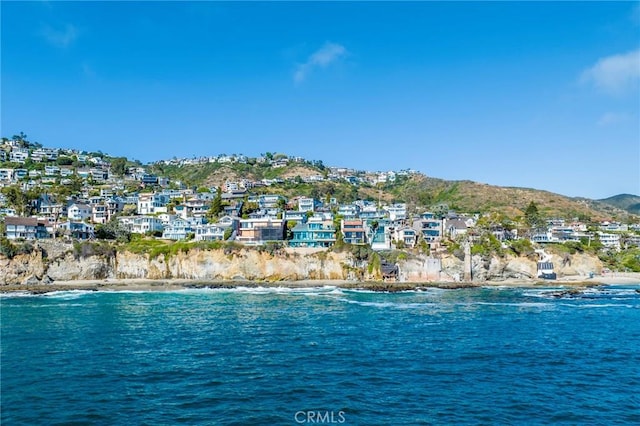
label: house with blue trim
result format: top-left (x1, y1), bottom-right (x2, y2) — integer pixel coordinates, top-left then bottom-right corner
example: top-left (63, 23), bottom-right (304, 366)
top-left (289, 217), bottom-right (336, 248)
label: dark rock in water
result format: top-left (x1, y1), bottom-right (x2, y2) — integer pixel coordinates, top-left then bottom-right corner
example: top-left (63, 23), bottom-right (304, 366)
top-left (551, 289), bottom-right (583, 298)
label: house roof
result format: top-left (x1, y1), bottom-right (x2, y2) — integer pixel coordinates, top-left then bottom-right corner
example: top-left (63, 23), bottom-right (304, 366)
top-left (4, 217), bottom-right (49, 226)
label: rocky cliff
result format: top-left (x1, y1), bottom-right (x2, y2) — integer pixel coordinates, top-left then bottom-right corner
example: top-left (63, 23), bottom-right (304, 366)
top-left (0, 240), bottom-right (604, 286)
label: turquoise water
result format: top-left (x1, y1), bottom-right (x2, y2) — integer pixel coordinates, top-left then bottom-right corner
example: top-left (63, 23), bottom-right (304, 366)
top-left (2, 285), bottom-right (640, 425)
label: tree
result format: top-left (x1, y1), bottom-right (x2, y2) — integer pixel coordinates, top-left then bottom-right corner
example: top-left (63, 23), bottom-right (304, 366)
top-left (95, 219), bottom-right (131, 242)
top-left (209, 187), bottom-right (223, 218)
top-left (111, 157), bottom-right (127, 177)
top-left (286, 220), bottom-right (297, 240)
top-left (1, 185), bottom-right (41, 216)
top-left (524, 201), bottom-right (543, 230)
top-left (56, 156), bottom-right (73, 166)
top-left (12, 132), bottom-right (28, 146)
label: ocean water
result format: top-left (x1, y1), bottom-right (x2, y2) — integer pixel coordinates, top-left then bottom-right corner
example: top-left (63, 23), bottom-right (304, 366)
top-left (2, 285), bottom-right (639, 425)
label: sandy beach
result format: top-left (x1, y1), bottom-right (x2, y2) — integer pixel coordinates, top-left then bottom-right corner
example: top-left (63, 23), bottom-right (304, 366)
top-left (2, 272), bottom-right (639, 294)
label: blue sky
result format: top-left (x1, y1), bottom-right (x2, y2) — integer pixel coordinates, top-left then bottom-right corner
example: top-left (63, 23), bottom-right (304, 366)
top-left (2, 1), bottom-right (639, 200)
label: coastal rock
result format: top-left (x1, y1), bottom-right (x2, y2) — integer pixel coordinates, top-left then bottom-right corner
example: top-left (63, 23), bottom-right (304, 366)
top-left (47, 253), bottom-right (114, 281)
top-left (0, 243), bottom-right (607, 285)
top-left (22, 274), bottom-right (41, 285)
top-left (114, 248), bottom-right (350, 281)
top-left (503, 257), bottom-right (536, 280)
top-left (440, 255), bottom-right (465, 282)
top-left (0, 250), bottom-right (46, 285)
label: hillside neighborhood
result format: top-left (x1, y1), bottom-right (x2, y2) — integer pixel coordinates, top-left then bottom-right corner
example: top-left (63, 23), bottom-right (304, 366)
top-left (2, 134), bottom-right (640, 274)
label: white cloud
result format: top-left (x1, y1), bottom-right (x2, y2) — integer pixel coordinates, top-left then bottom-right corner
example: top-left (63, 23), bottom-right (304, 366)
top-left (294, 42), bottom-right (347, 84)
top-left (41, 23), bottom-right (78, 48)
top-left (580, 48), bottom-right (640, 96)
top-left (597, 112), bottom-right (632, 126)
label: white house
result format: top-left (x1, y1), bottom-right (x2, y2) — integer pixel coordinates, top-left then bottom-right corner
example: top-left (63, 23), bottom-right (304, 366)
top-left (118, 215), bottom-right (164, 234)
top-left (67, 203), bottom-right (92, 221)
top-left (384, 203), bottom-right (407, 222)
top-left (394, 226), bottom-right (417, 248)
top-left (298, 197), bottom-right (317, 213)
top-left (10, 148), bottom-right (29, 163)
top-left (598, 232), bottom-right (621, 250)
top-left (162, 218), bottom-right (194, 240)
top-left (137, 193), bottom-right (170, 215)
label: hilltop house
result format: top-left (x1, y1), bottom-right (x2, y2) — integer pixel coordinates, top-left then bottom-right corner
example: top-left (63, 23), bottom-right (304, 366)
top-left (598, 232), bottom-right (621, 250)
top-left (369, 221), bottom-right (392, 251)
top-left (444, 217), bottom-right (475, 239)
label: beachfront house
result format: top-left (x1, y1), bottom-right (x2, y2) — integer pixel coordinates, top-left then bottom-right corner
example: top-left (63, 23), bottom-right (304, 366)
top-left (162, 218), bottom-right (194, 240)
top-left (288, 216), bottom-right (336, 248)
top-left (394, 226), bottom-right (417, 248)
top-left (236, 217), bottom-right (285, 245)
top-left (118, 215), bottom-right (164, 234)
top-left (369, 222), bottom-right (392, 251)
top-left (56, 221), bottom-right (95, 240)
top-left (4, 217), bottom-right (51, 240)
top-left (341, 219), bottom-right (367, 245)
top-left (194, 217), bottom-right (237, 241)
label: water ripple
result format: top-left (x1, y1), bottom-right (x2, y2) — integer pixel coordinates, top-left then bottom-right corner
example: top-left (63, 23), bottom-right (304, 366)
top-left (2, 284), bottom-right (639, 424)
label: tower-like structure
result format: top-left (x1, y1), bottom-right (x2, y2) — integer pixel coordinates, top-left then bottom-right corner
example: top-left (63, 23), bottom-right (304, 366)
top-left (463, 239), bottom-right (472, 282)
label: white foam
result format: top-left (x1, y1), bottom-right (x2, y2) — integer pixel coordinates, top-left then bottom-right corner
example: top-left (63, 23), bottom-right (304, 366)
top-left (470, 301), bottom-right (553, 308)
top-left (574, 303), bottom-right (635, 309)
top-left (0, 291), bottom-right (35, 298)
top-left (338, 298), bottom-right (434, 309)
top-left (41, 290), bottom-right (95, 299)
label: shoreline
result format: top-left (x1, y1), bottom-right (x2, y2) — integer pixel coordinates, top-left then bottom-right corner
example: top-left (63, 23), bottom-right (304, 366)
top-left (1, 274), bottom-right (639, 294)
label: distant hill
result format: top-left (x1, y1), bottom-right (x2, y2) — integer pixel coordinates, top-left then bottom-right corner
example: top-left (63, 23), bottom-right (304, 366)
top-left (597, 194), bottom-right (640, 215)
top-left (385, 175), bottom-right (635, 221)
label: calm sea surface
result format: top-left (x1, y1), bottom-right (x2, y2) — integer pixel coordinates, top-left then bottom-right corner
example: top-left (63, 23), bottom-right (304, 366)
top-left (2, 285), bottom-right (639, 425)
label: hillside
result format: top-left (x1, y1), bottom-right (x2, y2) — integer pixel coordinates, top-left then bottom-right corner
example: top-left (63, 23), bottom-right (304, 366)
top-left (2, 133), bottom-right (634, 221)
top-left (597, 194), bottom-right (640, 215)
top-left (148, 159), bottom-right (636, 221)
top-left (384, 175), bottom-right (636, 220)
top-left (147, 161), bottom-right (325, 189)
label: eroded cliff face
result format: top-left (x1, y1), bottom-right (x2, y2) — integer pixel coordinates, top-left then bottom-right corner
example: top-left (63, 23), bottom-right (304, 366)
top-left (114, 249), bottom-right (350, 281)
top-left (438, 252), bottom-right (602, 282)
top-left (0, 240), bottom-right (604, 285)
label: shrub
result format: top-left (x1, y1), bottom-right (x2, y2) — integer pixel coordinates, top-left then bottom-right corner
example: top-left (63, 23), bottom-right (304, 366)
top-left (0, 238), bottom-right (16, 258)
top-left (509, 239), bottom-right (534, 256)
top-left (73, 241), bottom-right (116, 259)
